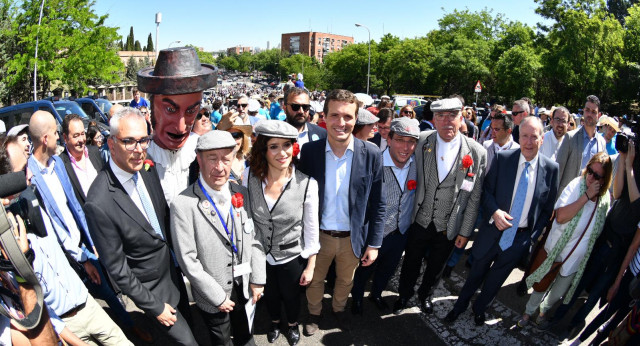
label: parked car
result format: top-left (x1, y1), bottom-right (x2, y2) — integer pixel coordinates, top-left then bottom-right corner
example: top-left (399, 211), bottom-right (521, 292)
top-left (75, 97), bottom-right (110, 125)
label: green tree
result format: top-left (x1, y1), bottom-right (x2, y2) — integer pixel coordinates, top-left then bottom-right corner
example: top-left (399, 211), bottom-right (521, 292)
top-left (125, 25), bottom-right (134, 51)
top-left (494, 45), bottom-right (542, 103)
top-left (5, 0), bottom-right (124, 102)
top-left (134, 40), bottom-right (141, 51)
top-left (125, 56), bottom-right (139, 81)
top-left (146, 33), bottom-right (154, 52)
top-left (323, 42), bottom-right (372, 92)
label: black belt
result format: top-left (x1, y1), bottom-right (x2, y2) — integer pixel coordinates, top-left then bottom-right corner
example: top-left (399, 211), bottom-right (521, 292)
top-left (320, 229), bottom-right (351, 238)
top-left (60, 302), bottom-right (86, 319)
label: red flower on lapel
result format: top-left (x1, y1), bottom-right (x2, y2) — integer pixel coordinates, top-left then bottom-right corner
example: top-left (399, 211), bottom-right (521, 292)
top-left (292, 142), bottom-right (300, 157)
top-left (462, 155), bottom-right (473, 169)
top-left (407, 180), bottom-right (417, 191)
top-left (231, 192), bottom-right (244, 209)
top-left (143, 159), bottom-right (154, 171)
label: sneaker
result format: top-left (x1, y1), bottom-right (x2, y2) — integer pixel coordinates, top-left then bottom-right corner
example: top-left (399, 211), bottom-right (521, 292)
top-left (535, 315), bottom-right (551, 330)
top-left (517, 315), bottom-right (529, 328)
top-left (304, 314), bottom-right (321, 336)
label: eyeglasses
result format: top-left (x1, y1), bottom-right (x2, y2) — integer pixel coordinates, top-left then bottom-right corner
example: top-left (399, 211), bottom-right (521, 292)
top-left (511, 111), bottom-right (525, 116)
top-left (114, 137), bottom-right (151, 151)
top-left (587, 166), bottom-right (604, 180)
top-left (237, 103), bottom-right (249, 108)
top-left (289, 103), bottom-right (311, 112)
top-left (94, 135), bottom-right (104, 142)
top-left (402, 110), bottom-right (414, 115)
top-left (196, 113), bottom-right (210, 120)
top-left (378, 126), bottom-right (391, 130)
top-left (553, 117), bottom-right (568, 124)
top-left (248, 111), bottom-right (258, 116)
top-left (140, 111), bottom-right (149, 115)
top-left (230, 132), bottom-right (243, 139)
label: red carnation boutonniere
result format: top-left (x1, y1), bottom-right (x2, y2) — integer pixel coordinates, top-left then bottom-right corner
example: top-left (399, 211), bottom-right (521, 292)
top-left (231, 192), bottom-right (244, 209)
top-left (143, 159), bottom-right (154, 171)
top-left (292, 142), bottom-right (300, 157)
top-left (407, 180), bottom-right (417, 191)
top-left (462, 155), bottom-right (473, 169)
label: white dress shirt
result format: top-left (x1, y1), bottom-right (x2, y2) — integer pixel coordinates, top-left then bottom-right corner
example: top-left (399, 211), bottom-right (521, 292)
top-left (545, 176), bottom-right (597, 276)
top-left (510, 154), bottom-right (539, 228)
top-left (321, 137), bottom-right (354, 231)
top-left (379, 137), bottom-right (388, 151)
top-left (540, 130), bottom-right (564, 161)
top-left (242, 166), bottom-right (321, 265)
top-left (383, 148), bottom-right (412, 191)
top-left (110, 160), bottom-right (153, 224)
top-left (200, 176), bottom-right (232, 222)
top-left (297, 123), bottom-right (310, 150)
top-left (147, 134), bottom-right (198, 205)
top-left (436, 132), bottom-right (462, 183)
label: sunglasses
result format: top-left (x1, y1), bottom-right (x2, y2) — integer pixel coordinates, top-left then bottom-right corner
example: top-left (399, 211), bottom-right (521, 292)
top-left (587, 166), bottom-right (603, 180)
top-left (230, 132), bottom-right (243, 139)
top-left (237, 103), bottom-right (248, 108)
top-left (289, 103), bottom-right (311, 112)
top-left (511, 111), bottom-right (525, 116)
top-left (402, 110), bottom-right (413, 114)
top-left (248, 111), bottom-right (258, 116)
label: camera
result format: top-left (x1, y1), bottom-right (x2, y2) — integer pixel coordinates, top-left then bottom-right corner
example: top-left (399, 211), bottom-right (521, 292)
top-left (615, 114), bottom-right (640, 153)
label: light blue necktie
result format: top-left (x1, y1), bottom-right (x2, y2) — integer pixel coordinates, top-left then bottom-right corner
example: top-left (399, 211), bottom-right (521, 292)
top-left (132, 173), bottom-right (164, 240)
top-left (499, 161), bottom-right (530, 250)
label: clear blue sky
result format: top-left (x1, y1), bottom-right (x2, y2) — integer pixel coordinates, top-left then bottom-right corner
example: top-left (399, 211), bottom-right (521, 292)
top-left (94, 0), bottom-right (548, 52)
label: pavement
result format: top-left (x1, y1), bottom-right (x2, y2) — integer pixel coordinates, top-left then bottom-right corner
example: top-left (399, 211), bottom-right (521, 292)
top-left (99, 249), bottom-right (604, 346)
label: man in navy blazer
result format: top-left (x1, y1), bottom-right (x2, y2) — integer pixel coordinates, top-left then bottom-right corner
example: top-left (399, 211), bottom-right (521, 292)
top-left (298, 89), bottom-right (386, 335)
top-left (284, 87), bottom-right (327, 150)
top-left (445, 116), bottom-right (559, 326)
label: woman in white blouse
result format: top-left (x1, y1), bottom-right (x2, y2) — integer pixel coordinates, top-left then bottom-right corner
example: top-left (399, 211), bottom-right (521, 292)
top-left (519, 152), bottom-right (612, 329)
top-left (242, 120), bottom-right (319, 346)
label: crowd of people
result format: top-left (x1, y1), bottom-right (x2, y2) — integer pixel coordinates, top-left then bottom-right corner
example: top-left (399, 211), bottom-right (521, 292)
top-left (0, 46), bottom-right (639, 346)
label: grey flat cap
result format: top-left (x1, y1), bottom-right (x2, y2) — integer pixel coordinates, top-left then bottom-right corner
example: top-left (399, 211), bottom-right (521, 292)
top-left (431, 98), bottom-right (463, 112)
top-left (197, 130), bottom-right (236, 151)
top-left (390, 117), bottom-right (420, 139)
top-left (254, 120), bottom-right (298, 139)
top-left (356, 108), bottom-right (379, 125)
top-left (7, 124), bottom-right (28, 137)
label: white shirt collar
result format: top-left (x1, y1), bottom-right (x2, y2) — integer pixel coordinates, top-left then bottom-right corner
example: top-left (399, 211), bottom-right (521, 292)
top-left (110, 159), bottom-right (135, 185)
top-left (325, 136), bottom-right (355, 154)
top-left (436, 132), bottom-right (461, 148)
top-left (494, 139), bottom-right (514, 151)
top-left (383, 148), bottom-right (413, 168)
top-left (35, 156), bottom-right (55, 175)
top-left (199, 173), bottom-right (230, 203)
top-left (518, 152), bottom-right (539, 171)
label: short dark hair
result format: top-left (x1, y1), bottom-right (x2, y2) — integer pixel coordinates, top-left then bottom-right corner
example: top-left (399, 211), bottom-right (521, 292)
top-left (492, 113), bottom-right (514, 130)
top-left (62, 114), bottom-right (84, 136)
top-left (248, 135), bottom-right (299, 181)
top-left (377, 108), bottom-right (393, 124)
top-left (323, 89), bottom-right (358, 115)
top-left (86, 126), bottom-right (101, 146)
top-left (212, 100), bottom-right (222, 110)
top-left (132, 88), bottom-right (139, 94)
top-left (0, 134), bottom-right (15, 175)
top-left (586, 95), bottom-right (600, 110)
top-left (284, 87), bottom-right (309, 105)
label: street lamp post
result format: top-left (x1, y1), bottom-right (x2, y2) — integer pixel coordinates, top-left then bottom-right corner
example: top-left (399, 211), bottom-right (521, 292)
top-left (155, 13), bottom-right (162, 59)
top-left (355, 23), bottom-right (371, 95)
top-left (33, 0), bottom-right (46, 101)
top-left (169, 40), bottom-right (181, 48)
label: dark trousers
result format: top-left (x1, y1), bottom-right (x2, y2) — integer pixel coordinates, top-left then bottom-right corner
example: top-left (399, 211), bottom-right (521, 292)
top-left (398, 222), bottom-right (455, 300)
top-left (551, 236), bottom-right (620, 326)
top-left (157, 308), bottom-right (198, 346)
top-left (200, 284), bottom-right (254, 346)
top-left (352, 230), bottom-right (408, 300)
top-left (265, 256), bottom-right (306, 325)
top-left (580, 270), bottom-right (636, 344)
top-left (453, 230), bottom-right (530, 315)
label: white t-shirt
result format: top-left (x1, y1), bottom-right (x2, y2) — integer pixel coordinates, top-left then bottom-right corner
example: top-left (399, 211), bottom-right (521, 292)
top-left (545, 176), bottom-right (597, 276)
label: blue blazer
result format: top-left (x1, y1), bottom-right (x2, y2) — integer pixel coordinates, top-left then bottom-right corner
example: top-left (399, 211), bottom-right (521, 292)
top-left (28, 155), bottom-right (95, 259)
top-left (298, 137), bottom-right (386, 258)
top-left (471, 149), bottom-right (559, 259)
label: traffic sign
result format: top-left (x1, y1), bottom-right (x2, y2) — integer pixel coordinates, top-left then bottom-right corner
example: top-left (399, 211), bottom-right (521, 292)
top-left (474, 80), bottom-right (482, 93)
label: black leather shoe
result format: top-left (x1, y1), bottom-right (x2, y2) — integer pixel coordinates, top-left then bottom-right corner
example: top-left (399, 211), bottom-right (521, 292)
top-left (474, 312), bottom-right (486, 326)
top-left (393, 297), bottom-right (409, 315)
top-left (351, 299), bottom-right (363, 315)
top-left (420, 297), bottom-right (434, 314)
top-left (267, 322), bottom-right (281, 343)
top-left (442, 266), bottom-right (453, 279)
top-left (368, 296), bottom-right (389, 311)
top-left (444, 310), bottom-right (460, 323)
top-left (285, 324), bottom-right (300, 346)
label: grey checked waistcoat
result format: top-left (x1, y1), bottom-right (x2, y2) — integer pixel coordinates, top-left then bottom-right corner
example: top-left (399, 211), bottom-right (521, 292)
top-left (383, 161), bottom-right (417, 237)
top-left (415, 149), bottom-right (461, 232)
top-left (247, 169), bottom-right (310, 261)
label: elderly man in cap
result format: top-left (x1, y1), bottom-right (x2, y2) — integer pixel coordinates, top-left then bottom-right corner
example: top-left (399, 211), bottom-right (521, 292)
top-left (598, 115), bottom-right (619, 155)
top-left (352, 117), bottom-right (420, 314)
top-left (85, 107), bottom-right (197, 345)
top-left (171, 130), bottom-right (265, 346)
top-left (394, 97), bottom-right (487, 315)
top-left (137, 46), bottom-right (217, 204)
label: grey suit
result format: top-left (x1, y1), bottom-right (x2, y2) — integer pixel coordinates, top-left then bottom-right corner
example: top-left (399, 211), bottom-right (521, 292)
top-left (555, 126), bottom-right (606, 194)
top-left (170, 181), bottom-right (266, 314)
top-left (398, 131), bottom-right (487, 301)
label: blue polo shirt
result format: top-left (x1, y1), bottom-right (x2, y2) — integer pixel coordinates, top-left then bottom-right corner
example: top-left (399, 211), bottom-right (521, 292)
top-left (130, 97), bottom-right (149, 109)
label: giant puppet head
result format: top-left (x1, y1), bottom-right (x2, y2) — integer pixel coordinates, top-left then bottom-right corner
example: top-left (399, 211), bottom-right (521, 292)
top-left (137, 47), bottom-right (217, 150)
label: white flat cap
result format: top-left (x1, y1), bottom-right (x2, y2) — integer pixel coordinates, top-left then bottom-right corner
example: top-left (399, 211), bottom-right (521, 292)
top-left (390, 117), bottom-right (420, 139)
top-left (254, 120), bottom-right (298, 139)
top-left (431, 98), bottom-right (463, 112)
top-left (197, 130), bottom-right (236, 151)
top-left (356, 108), bottom-right (379, 125)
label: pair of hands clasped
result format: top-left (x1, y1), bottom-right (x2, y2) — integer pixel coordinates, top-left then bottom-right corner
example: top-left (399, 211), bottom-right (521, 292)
top-left (217, 284), bottom-right (265, 313)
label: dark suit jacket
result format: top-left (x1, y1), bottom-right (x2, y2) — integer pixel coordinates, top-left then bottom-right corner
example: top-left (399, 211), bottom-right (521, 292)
top-left (298, 137), bottom-right (386, 258)
top-left (471, 149), bottom-right (559, 259)
top-left (84, 163), bottom-right (180, 317)
top-left (306, 123), bottom-right (327, 142)
top-left (59, 145), bottom-right (105, 205)
top-left (419, 120), bottom-right (434, 132)
top-left (369, 133), bottom-right (382, 147)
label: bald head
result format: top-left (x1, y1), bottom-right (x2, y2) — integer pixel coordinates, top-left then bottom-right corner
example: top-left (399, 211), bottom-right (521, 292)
top-left (29, 111), bottom-right (57, 144)
top-left (109, 104), bottom-right (124, 119)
